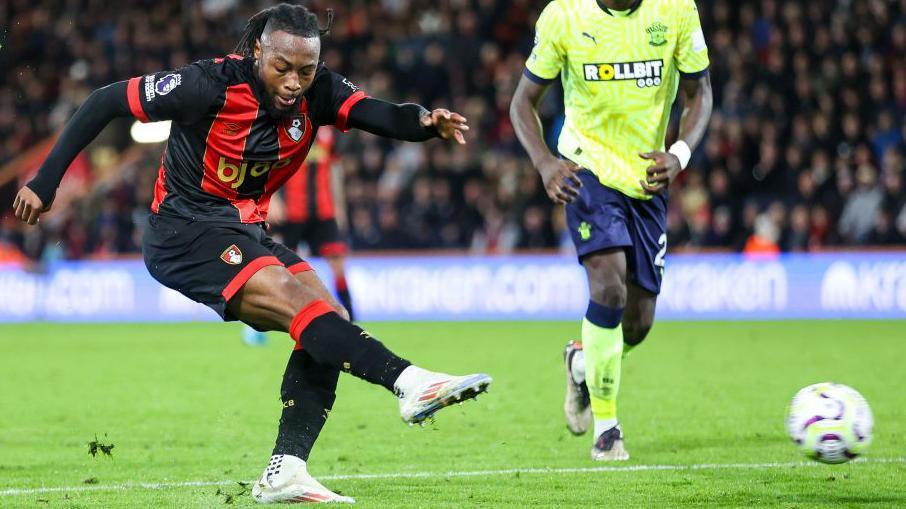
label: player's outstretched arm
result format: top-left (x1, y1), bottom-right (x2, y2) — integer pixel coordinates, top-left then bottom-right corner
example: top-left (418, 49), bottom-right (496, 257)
top-left (346, 98), bottom-right (468, 144)
top-left (639, 73), bottom-right (713, 195)
top-left (510, 74), bottom-right (582, 205)
top-left (13, 81), bottom-right (133, 225)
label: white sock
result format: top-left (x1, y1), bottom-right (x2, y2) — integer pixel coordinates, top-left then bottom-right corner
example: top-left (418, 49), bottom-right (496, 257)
top-left (393, 365), bottom-right (430, 395)
top-left (594, 419), bottom-right (619, 439)
top-left (570, 350), bottom-right (585, 384)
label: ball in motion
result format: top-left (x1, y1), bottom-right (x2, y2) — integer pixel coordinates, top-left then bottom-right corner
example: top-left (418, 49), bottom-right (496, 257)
top-left (786, 382), bottom-right (873, 464)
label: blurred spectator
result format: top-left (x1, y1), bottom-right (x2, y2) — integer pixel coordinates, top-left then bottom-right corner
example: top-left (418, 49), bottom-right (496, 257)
top-left (839, 165), bottom-right (883, 244)
top-left (744, 214), bottom-right (781, 256)
top-left (782, 205), bottom-right (810, 252)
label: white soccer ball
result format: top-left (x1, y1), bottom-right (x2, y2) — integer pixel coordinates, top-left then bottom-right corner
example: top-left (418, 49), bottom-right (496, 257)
top-left (786, 382), bottom-right (873, 464)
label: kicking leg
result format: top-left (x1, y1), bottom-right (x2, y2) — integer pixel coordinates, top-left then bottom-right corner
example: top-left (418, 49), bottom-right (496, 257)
top-left (231, 265), bottom-right (491, 422)
top-left (241, 266), bottom-right (490, 503)
top-left (241, 268), bottom-right (347, 346)
top-left (229, 265), bottom-right (409, 389)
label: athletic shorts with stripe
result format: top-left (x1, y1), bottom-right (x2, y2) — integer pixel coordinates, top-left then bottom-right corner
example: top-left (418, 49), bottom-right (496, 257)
top-left (143, 213), bottom-right (312, 321)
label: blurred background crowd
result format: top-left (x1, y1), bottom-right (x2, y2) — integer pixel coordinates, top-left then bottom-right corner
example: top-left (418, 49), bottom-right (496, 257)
top-left (0, 0), bottom-right (904, 263)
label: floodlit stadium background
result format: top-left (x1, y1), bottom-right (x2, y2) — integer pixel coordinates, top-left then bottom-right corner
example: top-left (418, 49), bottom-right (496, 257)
top-left (0, 0), bottom-right (904, 322)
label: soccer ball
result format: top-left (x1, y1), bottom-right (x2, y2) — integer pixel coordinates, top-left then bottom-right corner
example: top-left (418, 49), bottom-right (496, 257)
top-left (786, 383), bottom-right (873, 464)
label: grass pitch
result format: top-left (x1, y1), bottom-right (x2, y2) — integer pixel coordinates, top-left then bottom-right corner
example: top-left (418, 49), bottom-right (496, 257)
top-left (0, 320), bottom-right (904, 508)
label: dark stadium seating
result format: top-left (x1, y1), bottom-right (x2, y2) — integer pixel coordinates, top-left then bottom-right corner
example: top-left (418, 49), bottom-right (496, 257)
top-left (0, 0), bottom-right (903, 261)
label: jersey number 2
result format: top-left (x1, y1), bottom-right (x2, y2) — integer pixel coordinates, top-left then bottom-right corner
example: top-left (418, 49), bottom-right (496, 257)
top-left (654, 234), bottom-right (667, 268)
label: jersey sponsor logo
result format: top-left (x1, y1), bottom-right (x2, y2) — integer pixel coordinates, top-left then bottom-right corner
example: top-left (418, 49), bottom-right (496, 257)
top-left (216, 156), bottom-right (293, 189)
top-left (220, 244), bottom-right (243, 265)
top-left (647, 22), bottom-right (668, 46)
top-left (583, 60), bottom-right (664, 88)
top-left (154, 73), bottom-right (182, 96)
top-left (143, 74), bottom-right (157, 102)
top-left (285, 114), bottom-right (307, 142)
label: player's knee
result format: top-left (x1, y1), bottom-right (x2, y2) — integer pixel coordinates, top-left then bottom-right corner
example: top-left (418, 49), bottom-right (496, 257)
top-left (590, 281), bottom-right (627, 309)
top-left (623, 316), bottom-right (653, 346)
top-left (585, 256), bottom-right (627, 309)
top-left (272, 271), bottom-right (319, 318)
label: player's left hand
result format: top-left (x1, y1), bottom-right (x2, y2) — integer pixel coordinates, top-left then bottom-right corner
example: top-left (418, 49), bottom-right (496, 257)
top-left (421, 109), bottom-right (469, 145)
top-left (13, 186), bottom-right (52, 225)
top-left (638, 151), bottom-right (682, 195)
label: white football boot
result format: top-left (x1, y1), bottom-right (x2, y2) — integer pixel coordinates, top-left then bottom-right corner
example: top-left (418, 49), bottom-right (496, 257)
top-left (563, 340), bottom-right (592, 435)
top-left (251, 454), bottom-right (354, 504)
top-left (395, 367), bottom-right (492, 424)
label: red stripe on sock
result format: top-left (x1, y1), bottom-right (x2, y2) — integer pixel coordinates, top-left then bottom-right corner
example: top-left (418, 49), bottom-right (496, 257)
top-left (289, 300), bottom-right (336, 348)
top-left (334, 274), bottom-right (348, 291)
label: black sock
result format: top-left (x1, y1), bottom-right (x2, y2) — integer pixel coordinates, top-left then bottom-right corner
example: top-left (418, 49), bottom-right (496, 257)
top-left (290, 303), bottom-right (410, 392)
top-left (272, 350), bottom-right (339, 461)
top-left (335, 275), bottom-right (354, 321)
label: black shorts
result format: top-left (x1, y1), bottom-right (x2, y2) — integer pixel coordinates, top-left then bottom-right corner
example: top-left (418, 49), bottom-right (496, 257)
top-left (142, 214), bottom-right (313, 321)
top-left (281, 218), bottom-right (348, 257)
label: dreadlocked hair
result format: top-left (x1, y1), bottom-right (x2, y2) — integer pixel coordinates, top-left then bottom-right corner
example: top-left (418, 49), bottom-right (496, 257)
top-left (234, 3), bottom-right (334, 57)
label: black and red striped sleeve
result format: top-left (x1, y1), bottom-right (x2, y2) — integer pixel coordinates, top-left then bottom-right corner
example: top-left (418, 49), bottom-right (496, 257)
top-left (306, 65), bottom-right (368, 132)
top-left (26, 81), bottom-right (131, 204)
top-left (25, 64), bottom-right (220, 204)
top-left (126, 63), bottom-right (219, 124)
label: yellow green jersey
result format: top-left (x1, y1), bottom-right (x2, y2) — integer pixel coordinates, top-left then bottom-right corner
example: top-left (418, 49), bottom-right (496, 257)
top-left (525, 0), bottom-right (710, 200)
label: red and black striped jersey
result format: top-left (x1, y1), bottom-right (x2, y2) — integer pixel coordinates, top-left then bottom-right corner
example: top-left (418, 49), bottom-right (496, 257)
top-left (283, 127), bottom-right (338, 222)
top-left (126, 54), bottom-right (366, 223)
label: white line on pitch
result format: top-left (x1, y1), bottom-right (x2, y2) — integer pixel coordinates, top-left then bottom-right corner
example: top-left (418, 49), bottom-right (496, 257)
top-left (1, 457), bottom-right (904, 497)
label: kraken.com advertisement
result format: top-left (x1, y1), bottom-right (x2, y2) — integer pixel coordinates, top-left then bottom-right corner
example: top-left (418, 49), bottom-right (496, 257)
top-left (0, 253), bottom-right (904, 322)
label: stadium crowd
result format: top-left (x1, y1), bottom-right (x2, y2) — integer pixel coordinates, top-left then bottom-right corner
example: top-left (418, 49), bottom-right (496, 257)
top-left (0, 0), bottom-right (904, 262)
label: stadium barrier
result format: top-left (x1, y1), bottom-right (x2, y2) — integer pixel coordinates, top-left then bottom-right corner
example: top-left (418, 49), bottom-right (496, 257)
top-left (0, 253), bottom-right (904, 323)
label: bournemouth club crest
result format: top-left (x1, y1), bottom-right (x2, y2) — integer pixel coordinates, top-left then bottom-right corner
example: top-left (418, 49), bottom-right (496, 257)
top-left (220, 244), bottom-right (243, 265)
top-left (285, 114), bottom-right (307, 142)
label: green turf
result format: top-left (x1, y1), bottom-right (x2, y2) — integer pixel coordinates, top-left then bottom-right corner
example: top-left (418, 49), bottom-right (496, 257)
top-left (0, 320), bottom-right (904, 508)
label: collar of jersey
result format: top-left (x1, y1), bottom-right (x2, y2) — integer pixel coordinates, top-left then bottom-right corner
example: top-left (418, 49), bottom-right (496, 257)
top-left (596, 0), bottom-right (643, 16)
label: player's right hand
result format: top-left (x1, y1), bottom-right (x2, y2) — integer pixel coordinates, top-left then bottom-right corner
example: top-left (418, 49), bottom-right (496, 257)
top-left (12, 186), bottom-right (50, 225)
top-left (538, 157), bottom-right (583, 204)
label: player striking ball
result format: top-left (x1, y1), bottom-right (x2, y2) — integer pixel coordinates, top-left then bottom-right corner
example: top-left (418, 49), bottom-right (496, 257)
top-left (13, 4), bottom-right (491, 503)
top-left (510, 0), bottom-right (712, 460)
